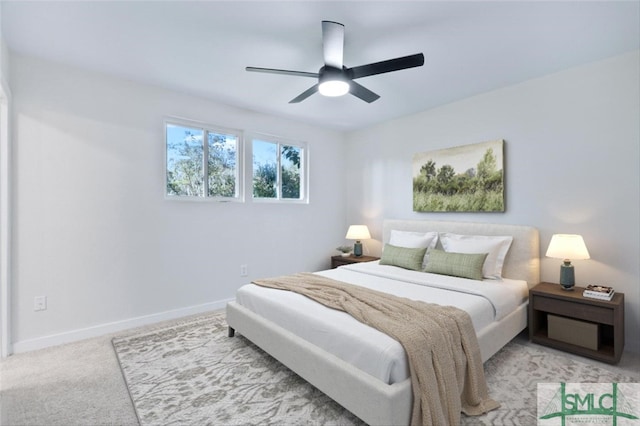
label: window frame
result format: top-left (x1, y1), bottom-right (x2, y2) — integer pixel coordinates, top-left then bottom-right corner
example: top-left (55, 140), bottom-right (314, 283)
top-left (249, 133), bottom-right (309, 204)
top-left (164, 117), bottom-right (244, 202)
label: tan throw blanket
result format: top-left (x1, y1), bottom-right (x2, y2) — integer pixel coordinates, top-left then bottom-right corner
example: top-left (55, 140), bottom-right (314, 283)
top-left (252, 272), bottom-right (499, 426)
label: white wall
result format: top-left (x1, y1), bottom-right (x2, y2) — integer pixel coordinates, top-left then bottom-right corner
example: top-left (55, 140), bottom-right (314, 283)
top-left (345, 51), bottom-right (640, 353)
top-left (0, 2), bottom-right (9, 84)
top-left (0, 1), bottom-right (13, 357)
top-left (10, 54), bottom-right (347, 351)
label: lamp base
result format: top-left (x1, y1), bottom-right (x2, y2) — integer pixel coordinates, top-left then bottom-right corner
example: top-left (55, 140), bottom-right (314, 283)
top-left (353, 241), bottom-right (363, 257)
top-left (559, 261), bottom-right (575, 291)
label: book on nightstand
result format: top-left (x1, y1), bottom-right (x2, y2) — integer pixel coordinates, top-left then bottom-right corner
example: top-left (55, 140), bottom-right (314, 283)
top-left (583, 284), bottom-right (615, 301)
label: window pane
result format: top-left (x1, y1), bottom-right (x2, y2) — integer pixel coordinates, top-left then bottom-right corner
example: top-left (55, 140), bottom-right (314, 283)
top-left (281, 145), bottom-right (301, 199)
top-left (208, 132), bottom-right (237, 197)
top-left (166, 124), bottom-right (204, 196)
top-left (252, 140), bottom-right (277, 198)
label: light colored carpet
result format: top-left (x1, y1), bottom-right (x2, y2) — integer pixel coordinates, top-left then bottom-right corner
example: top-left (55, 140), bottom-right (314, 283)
top-left (112, 312), bottom-right (639, 426)
top-left (1, 333), bottom-right (138, 426)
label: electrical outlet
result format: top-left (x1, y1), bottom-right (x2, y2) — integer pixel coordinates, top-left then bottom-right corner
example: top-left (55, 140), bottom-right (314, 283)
top-left (240, 264), bottom-right (248, 277)
top-left (34, 296), bottom-right (47, 311)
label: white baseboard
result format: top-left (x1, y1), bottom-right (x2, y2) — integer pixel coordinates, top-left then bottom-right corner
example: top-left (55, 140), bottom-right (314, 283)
top-left (11, 298), bottom-right (234, 354)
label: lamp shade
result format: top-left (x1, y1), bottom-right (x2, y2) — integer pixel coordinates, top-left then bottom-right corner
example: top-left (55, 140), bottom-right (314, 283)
top-left (345, 225), bottom-right (371, 241)
top-left (545, 234), bottom-right (590, 260)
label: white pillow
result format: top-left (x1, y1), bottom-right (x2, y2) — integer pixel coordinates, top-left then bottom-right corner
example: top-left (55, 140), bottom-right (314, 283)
top-left (439, 233), bottom-right (513, 279)
top-left (389, 230), bottom-right (438, 250)
top-left (389, 230), bottom-right (438, 269)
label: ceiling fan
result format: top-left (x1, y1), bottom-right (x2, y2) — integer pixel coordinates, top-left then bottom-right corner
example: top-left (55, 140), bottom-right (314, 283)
top-left (246, 21), bottom-right (425, 104)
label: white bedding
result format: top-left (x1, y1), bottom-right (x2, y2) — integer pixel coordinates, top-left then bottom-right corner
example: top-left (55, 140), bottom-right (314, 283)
top-left (235, 261), bottom-right (528, 385)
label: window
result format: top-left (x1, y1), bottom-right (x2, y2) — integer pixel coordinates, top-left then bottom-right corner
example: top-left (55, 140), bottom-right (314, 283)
top-left (252, 136), bottom-right (307, 202)
top-left (165, 119), bottom-right (242, 200)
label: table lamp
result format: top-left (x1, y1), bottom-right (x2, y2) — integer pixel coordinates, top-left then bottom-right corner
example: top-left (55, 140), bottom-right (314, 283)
top-left (545, 234), bottom-right (590, 291)
top-left (345, 225), bottom-right (371, 257)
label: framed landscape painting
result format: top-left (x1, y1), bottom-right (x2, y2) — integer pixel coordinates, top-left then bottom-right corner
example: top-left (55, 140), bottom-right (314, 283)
top-left (412, 139), bottom-right (505, 212)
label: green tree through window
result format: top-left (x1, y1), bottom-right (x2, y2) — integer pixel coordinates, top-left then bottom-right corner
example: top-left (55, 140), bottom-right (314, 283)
top-left (166, 121), bottom-right (241, 200)
top-left (252, 138), bottom-right (305, 201)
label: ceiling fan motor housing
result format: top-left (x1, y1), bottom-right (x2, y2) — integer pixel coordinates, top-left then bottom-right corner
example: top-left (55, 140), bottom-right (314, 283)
top-left (319, 66), bottom-right (347, 82)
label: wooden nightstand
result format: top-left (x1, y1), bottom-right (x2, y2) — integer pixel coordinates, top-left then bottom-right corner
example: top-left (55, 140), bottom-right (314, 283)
top-left (529, 282), bottom-right (624, 364)
top-left (331, 255), bottom-right (379, 269)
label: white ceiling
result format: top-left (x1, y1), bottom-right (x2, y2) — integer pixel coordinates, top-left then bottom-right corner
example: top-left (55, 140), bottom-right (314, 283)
top-left (2, 1), bottom-right (639, 131)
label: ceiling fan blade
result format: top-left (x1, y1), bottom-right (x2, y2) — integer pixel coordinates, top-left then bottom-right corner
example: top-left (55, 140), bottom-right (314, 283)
top-left (322, 21), bottom-right (344, 69)
top-left (289, 84), bottom-right (319, 103)
top-left (246, 66), bottom-right (318, 78)
top-left (349, 81), bottom-right (380, 103)
top-left (348, 53), bottom-right (425, 79)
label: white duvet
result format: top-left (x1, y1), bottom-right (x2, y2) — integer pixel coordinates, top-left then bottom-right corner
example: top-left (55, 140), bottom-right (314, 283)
top-left (235, 261), bottom-right (528, 385)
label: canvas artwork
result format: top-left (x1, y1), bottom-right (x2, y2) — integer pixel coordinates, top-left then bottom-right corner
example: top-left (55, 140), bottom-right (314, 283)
top-left (412, 139), bottom-right (505, 212)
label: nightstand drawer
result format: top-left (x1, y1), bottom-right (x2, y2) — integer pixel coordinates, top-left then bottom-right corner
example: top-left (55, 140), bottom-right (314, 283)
top-left (533, 297), bottom-right (614, 325)
top-left (330, 255), bottom-right (379, 269)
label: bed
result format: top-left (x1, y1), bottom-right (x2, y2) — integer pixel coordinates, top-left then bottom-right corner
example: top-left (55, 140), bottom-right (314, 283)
top-left (226, 219), bottom-right (540, 425)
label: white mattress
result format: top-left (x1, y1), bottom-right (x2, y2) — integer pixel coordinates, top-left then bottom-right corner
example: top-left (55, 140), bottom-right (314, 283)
top-left (235, 261), bottom-right (528, 385)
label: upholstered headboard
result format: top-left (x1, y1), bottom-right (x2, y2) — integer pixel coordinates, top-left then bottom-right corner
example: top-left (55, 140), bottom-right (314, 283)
top-left (382, 219), bottom-right (540, 287)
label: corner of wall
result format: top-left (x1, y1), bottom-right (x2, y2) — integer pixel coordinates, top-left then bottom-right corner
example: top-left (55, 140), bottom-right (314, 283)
top-left (0, 3), bottom-right (8, 87)
top-left (0, 2), bottom-right (12, 358)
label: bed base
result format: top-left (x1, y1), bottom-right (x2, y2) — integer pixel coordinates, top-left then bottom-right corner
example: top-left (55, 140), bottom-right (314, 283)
top-left (226, 300), bottom-right (527, 426)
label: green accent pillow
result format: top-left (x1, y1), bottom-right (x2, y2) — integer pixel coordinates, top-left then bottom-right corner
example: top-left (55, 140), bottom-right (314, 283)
top-left (379, 244), bottom-right (427, 271)
top-left (424, 249), bottom-right (488, 280)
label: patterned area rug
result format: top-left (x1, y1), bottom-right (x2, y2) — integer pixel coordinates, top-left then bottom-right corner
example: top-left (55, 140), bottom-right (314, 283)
top-left (112, 312), bottom-right (636, 426)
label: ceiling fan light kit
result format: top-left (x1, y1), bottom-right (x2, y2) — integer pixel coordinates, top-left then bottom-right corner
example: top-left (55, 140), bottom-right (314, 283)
top-left (318, 79), bottom-right (349, 97)
top-left (247, 21), bottom-right (424, 103)
top-left (318, 67), bottom-right (350, 97)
